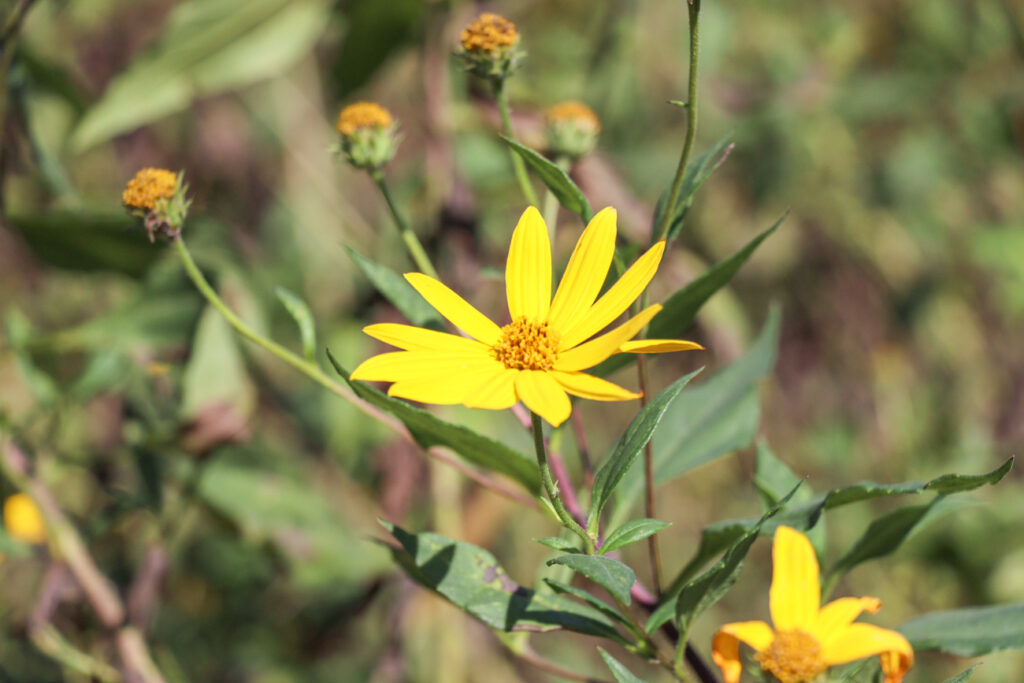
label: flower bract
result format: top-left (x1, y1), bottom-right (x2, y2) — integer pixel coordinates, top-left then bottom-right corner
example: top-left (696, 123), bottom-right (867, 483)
top-left (350, 206), bottom-right (701, 426)
top-left (712, 526), bottom-right (914, 683)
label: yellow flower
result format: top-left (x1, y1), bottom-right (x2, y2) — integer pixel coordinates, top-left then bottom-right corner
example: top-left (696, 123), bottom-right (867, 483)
top-left (459, 13), bottom-right (519, 53)
top-left (712, 526), bottom-right (914, 683)
top-left (350, 206), bottom-right (702, 427)
top-left (335, 102), bottom-right (394, 137)
top-left (3, 493), bottom-right (47, 545)
top-left (122, 168), bottom-right (178, 211)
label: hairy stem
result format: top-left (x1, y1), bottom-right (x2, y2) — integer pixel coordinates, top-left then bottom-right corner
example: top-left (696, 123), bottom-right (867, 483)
top-left (371, 170), bottom-right (439, 279)
top-left (531, 413), bottom-right (593, 552)
top-left (494, 79), bottom-right (540, 206)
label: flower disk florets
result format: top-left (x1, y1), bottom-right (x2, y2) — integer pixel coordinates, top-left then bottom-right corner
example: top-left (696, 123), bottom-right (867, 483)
top-left (545, 101), bottom-right (601, 160)
top-left (334, 101), bottom-right (399, 170)
top-left (457, 13), bottom-right (524, 81)
top-left (754, 630), bottom-right (828, 683)
top-left (492, 317), bottom-right (559, 371)
top-left (122, 168), bottom-right (190, 242)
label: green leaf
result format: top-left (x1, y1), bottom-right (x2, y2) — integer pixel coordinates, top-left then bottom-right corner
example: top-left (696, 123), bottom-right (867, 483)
top-left (611, 310), bottom-right (780, 527)
top-left (652, 134), bottom-right (735, 242)
top-left (943, 664), bottom-right (981, 682)
top-left (671, 485), bottom-right (800, 639)
top-left (597, 217), bottom-right (782, 377)
top-left (274, 286), bottom-right (317, 362)
top-left (535, 537), bottom-right (583, 553)
top-left (543, 579), bottom-right (631, 628)
top-left (547, 554), bottom-right (636, 606)
top-left (502, 137), bottom-right (593, 222)
top-left (326, 350), bottom-right (540, 495)
top-left (598, 647), bottom-right (648, 683)
top-left (180, 305), bottom-right (257, 421)
top-left (72, 0), bottom-right (331, 150)
top-left (345, 247), bottom-right (444, 330)
top-left (900, 603), bottom-right (1024, 656)
top-left (383, 522), bottom-right (626, 642)
top-left (590, 369), bottom-right (702, 526)
top-left (753, 440), bottom-right (824, 553)
top-left (600, 519), bottom-right (671, 556)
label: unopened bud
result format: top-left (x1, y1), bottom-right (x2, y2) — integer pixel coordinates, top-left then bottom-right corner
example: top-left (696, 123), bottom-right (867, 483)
top-left (457, 13), bottom-right (524, 82)
top-left (545, 101), bottom-right (600, 160)
top-left (334, 101), bottom-right (399, 171)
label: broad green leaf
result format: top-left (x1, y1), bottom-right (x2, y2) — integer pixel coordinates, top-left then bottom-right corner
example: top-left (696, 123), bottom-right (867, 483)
top-left (547, 554), bottom-right (636, 606)
top-left (611, 310), bottom-right (780, 527)
top-left (652, 134), bottom-right (735, 242)
top-left (597, 217), bottom-right (782, 377)
top-left (535, 537), bottom-right (583, 553)
top-left (671, 485), bottom-right (799, 639)
top-left (590, 369), bottom-right (702, 525)
top-left (274, 286), bottom-right (317, 362)
top-left (598, 648), bottom-right (648, 683)
top-left (543, 579), bottom-right (632, 629)
top-left (180, 305), bottom-right (256, 421)
top-left (327, 351), bottom-right (540, 494)
top-left (600, 519), bottom-right (671, 556)
top-left (502, 137), bottom-right (593, 222)
top-left (72, 0), bottom-right (330, 150)
top-left (900, 603), bottom-right (1024, 656)
top-left (943, 664), bottom-right (981, 682)
top-left (383, 522), bottom-right (626, 641)
top-left (345, 247), bottom-right (444, 330)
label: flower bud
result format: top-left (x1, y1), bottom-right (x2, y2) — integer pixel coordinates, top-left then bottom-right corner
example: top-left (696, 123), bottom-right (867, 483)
top-left (334, 101), bottom-right (400, 171)
top-left (545, 101), bottom-right (600, 160)
top-left (457, 13), bottom-right (524, 82)
top-left (122, 167), bottom-right (191, 242)
top-left (3, 493), bottom-right (46, 545)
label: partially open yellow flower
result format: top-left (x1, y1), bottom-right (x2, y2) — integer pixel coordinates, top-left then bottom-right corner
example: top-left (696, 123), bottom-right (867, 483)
top-left (712, 526), bottom-right (914, 683)
top-left (3, 493), bottom-right (47, 545)
top-left (460, 12), bottom-right (519, 53)
top-left (350, 206), bottom-right (702, 427)
top-left (335, 102), bottom-right (394, 137)
top-left (122, 168), bottom-right (178, 211)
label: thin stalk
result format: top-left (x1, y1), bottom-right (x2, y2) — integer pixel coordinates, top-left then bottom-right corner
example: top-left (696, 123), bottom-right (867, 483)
top-left (371, 170), bottom-right (439, 279)
top-left (531, 413), bottom-right (593, 552)
top-left (493, 79), bottom-right (540, 206)
top-left (636, 354), bottom-right (663, 596)
top-left (608, 593), bottom-right (685, 681)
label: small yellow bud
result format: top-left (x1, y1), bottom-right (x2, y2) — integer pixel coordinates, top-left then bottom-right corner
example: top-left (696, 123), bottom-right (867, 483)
top-left (122, 168), bottom-right (191, 242)
top-left (3, 493), bottom-right (46, 545)
top-left (545, 101), bottom-right (601, 160)
top-left (334, 101), bottom-right (399, 171)
top-left (456, 13), bottom-right (525, 82)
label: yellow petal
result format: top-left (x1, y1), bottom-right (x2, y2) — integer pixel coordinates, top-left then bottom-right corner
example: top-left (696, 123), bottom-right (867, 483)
top-left (551, 371), bottom-right (641, 401)
top-left (812, 597), bottom-right (882, 642)
top-left (558, 240), bottom-right (665, 350)
top-left (712, 621), bottom-right (775, 683)
top-left (363, 323), bottom-right (491, 352)
top-left (464, 368), bottom-right (519, 410)
top-left (388, 374), bottom-right (479, 404)
top-left (350, 350), bottom-right (493, 383)
top-left (3, 493), bottom-right (46, 545)
top-left (821, 623), bottom-right (914, 676)
top-left (405, 273), bottom-right (502, 345)
top-left (618, 339), bottom-right (705, 354)
top-left (505, 206), bottom-right (552, 321)
top-left (547, 207), bottom-right (617, 332)
top-left (769, 526), bottom-right (820, 631)
top-left (554, 305), bottom-right (661, 372)
top-left (514, 370), bottom-right (571, 426)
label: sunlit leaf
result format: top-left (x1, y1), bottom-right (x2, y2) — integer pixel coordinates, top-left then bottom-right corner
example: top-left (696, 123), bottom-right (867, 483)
top-left (598, 647), bottom-right (648, 683)
top-left (547, 554), bottom-right (636, 606)
top-left (600, 519), bottom-right (671, 556)
top-left (502, 137), bottom-right (593, 222)
top-left (900, 604), bottom-right (1024, 657)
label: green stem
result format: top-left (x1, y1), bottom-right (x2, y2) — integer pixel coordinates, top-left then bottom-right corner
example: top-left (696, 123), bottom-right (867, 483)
top-left (531, 413), bottom-right (593, 552)
top-left (541, 155), bottom-right (568, 240)
top-left (494, 79), bottom-right (540, 206)
top-left (371, 170), bottom-right (439, 279)
top-left (653, 0), bottom-right (702, 243)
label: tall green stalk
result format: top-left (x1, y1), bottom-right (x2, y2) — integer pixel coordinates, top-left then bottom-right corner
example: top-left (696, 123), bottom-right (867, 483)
top-left (494, 80), bottom-right (540, 206)
top-left (371, 170), bottom-right (439, 279)
top-left (531, 413), bottom-right (594, 553)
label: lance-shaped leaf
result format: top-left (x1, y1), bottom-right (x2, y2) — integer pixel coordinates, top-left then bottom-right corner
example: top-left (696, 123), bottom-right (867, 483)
top-left (598, 648), bottom-right (648, 683)
top-left (274, 286), bottom-right (316, 362)
top-left (600, 519), bottom-right (671, 556)
top-left (345, 247), bottom-right (444, 330)
top-left (652, 134), bottom-right (735, 243)
top-left (590, 369), bottom-right (702, 527)
top-left (942, 664), bottom-right (981, 682)
top-left (544, 579), bottom-right (632, 630)
top-left (383, 522), bottom-right (626, 642)
top-left (327, 351), bottom-right (540, 494)
top-left (753, 440), bottom-right (824, 553)
top-left (547, 554), bottom-right (636, 606)
top-left (502, 137), bottom-right (593, 222)
top-left (900, 603), bottom-right (1024, 657)
top-left (535, 537), bottom-right (583, 553)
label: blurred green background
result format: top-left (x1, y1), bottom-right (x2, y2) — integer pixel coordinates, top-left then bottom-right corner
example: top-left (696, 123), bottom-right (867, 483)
top-left (1, 0), bottom-right (1023, 680)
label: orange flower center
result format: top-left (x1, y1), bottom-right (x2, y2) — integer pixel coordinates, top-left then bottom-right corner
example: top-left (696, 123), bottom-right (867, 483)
top-left (460, 13), bottom-right (518, 53)
top-left (122, 168), bottom-right (177, 211)
top-left (336, 102), bottom-right (393, 136)
top-left (755, 630), bottom-right (828, 683)
top-left (492, 318), bottom-right (559, 371)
